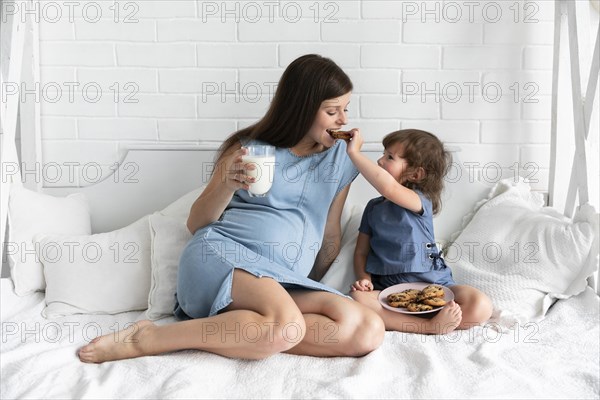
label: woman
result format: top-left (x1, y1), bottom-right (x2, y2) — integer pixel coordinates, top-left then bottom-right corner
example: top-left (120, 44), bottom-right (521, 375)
top-left (78, 54), bottom-right (384, 363)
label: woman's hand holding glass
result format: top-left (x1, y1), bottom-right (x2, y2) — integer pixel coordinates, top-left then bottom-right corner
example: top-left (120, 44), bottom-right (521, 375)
top-left (223, 147), bottom-right (256, 192)
top-left (241, 145), bottom-right (276, 197)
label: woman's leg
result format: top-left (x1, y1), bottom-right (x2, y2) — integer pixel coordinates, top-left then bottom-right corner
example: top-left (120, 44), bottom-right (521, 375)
top-left (450, 285), bottom-right (493, 329)
top-left (78, 270), bottom-right (307, 363)
top-left (284, 290), bottom-right (385, 357)
top-left (350, 290), bottom-right (462, 334)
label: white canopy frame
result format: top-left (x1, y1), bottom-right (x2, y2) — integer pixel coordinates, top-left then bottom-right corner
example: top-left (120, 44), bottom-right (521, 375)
top-left (1, 0), bottom-right (43, 268)
top-left (549, 0), bottom-right (600, 218)
top-left (548, 0), bottom-right (600, 292)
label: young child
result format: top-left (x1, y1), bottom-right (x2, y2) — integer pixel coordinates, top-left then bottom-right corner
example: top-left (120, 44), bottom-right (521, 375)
top-left (346, 129), bottom-right (493, 334)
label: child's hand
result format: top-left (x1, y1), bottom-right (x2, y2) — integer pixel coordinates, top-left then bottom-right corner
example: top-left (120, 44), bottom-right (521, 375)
top-left (346, 128), bottom-right (363, 155)
top-left (351, 279), bottom-right (373, 292)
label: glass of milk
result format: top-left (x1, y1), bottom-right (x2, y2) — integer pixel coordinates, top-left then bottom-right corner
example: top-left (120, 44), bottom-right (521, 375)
top-left (242, 145), bottom-right (276, 197)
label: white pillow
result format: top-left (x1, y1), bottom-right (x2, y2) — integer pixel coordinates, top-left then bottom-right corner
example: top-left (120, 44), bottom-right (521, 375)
top-left (320, 204), bottom-right (364, 294)
top-left (146, 213), bottom-right (192, 320)
top-left (446, 178), bottom-right (598, 325)
top-left (35, 216), bottom-right (151, 318)
top-left (160, 187), bottom-right (204, 218)
top-left (7, 185), bottom-right (91, 295)
top-left (144, 188), bottom-right (202, 320)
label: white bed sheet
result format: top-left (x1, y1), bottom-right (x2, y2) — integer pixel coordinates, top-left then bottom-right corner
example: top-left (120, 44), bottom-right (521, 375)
top-left (1, 278), bottom-right (599, 399)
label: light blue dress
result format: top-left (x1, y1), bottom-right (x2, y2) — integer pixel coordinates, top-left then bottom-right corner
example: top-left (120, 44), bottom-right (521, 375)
top-left (174, 139), bottom-right (359, 319)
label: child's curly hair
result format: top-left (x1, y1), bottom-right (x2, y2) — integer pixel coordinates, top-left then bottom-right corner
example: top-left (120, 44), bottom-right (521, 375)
top-left (383, 129), bottom-right (452, 215)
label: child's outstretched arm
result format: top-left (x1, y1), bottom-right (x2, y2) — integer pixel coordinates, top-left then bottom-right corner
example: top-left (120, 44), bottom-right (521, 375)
top-left (351, 232), bottom-right (373, 292)
top-left (346, 130), bottom-right (422, 213)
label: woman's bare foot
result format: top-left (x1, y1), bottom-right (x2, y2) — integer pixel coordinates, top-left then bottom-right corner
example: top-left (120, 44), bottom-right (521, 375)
top-left (425, 301), bottom-right (462, 334)
top-left (78, 320), bottom-right (155, 363)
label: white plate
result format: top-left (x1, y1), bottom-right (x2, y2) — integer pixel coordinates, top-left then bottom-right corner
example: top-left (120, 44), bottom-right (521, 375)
top-left (378, 282), bottom-right (455, 314)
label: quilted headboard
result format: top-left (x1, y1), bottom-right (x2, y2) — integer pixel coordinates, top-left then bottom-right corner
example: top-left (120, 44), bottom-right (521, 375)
top-left (40, 145), bottom-right (491, 241)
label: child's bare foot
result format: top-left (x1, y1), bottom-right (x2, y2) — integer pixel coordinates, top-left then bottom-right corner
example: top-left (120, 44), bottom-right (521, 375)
top-left (78, 320), bottom-right (155, 363)
top-left (425, 301), bottom-right (462, 334)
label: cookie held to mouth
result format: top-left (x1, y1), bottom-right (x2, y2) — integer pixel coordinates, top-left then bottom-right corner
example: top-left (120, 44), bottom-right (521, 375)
top-left (327, 129), bottom-right (352, 140)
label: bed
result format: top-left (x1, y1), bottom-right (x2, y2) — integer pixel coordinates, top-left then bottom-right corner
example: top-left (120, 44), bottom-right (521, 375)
top-left (2, 0), bottom-right (599, 396)
top-left (1, 146), bottom-right (599, 399)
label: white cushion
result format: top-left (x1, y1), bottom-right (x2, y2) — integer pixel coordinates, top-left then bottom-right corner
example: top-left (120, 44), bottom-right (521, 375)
top-left (145, 188), bottom-right (202, 320)
top-left (146, 213), bottom-right (191, 320)
top-left (320, 204), bottom-right (363, 294)
top-left (160, 187), bottom-right (204, 218)
top-left (35, 216), bottom-right (152, 318)
top-left (7, 186), bottom-right (91, 296)
top-left (446, 178), bottom-right (599, 325)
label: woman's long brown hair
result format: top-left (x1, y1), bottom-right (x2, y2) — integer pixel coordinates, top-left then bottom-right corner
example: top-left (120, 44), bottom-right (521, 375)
top-left (215, 54), bottom-right (353, 161)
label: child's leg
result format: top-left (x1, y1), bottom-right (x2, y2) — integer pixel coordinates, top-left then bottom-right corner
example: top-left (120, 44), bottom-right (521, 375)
top-left (449, 285), bottom-right (493, 329)
top-left (351, 290), bottom-right (461, 335)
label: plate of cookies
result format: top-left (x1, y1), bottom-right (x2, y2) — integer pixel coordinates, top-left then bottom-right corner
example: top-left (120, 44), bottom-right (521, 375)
top-left (378, 283), bottom-right (454, 314)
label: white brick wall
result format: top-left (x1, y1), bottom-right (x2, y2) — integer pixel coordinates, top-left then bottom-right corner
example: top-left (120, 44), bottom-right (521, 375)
top-left (27, 0), bottom-right (555, 188)
top-left (78, 118), bottom-right (158, 140)
top-left (74, 19), bottom-right (156, 41)
top-left (40, 42), bottom-right (115, 66)
top-left (196, 43), bottom-right (276, 67)
top-left (443, 46), bottom-right (522, 69)
top-left (404, 21), bottom-right (483, 44)
top-left (78, 68), bottom-right (158, 92)
top-left (158, 19), bottom-right (235, 42)
top-left (279, 43), bottom-right (360, 67)
top-left (117, 43), bottom-right (196, 67)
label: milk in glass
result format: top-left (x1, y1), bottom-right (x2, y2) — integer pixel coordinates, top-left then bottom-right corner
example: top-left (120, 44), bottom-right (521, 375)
top-left (242, 146), bottom-right (276, 197)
